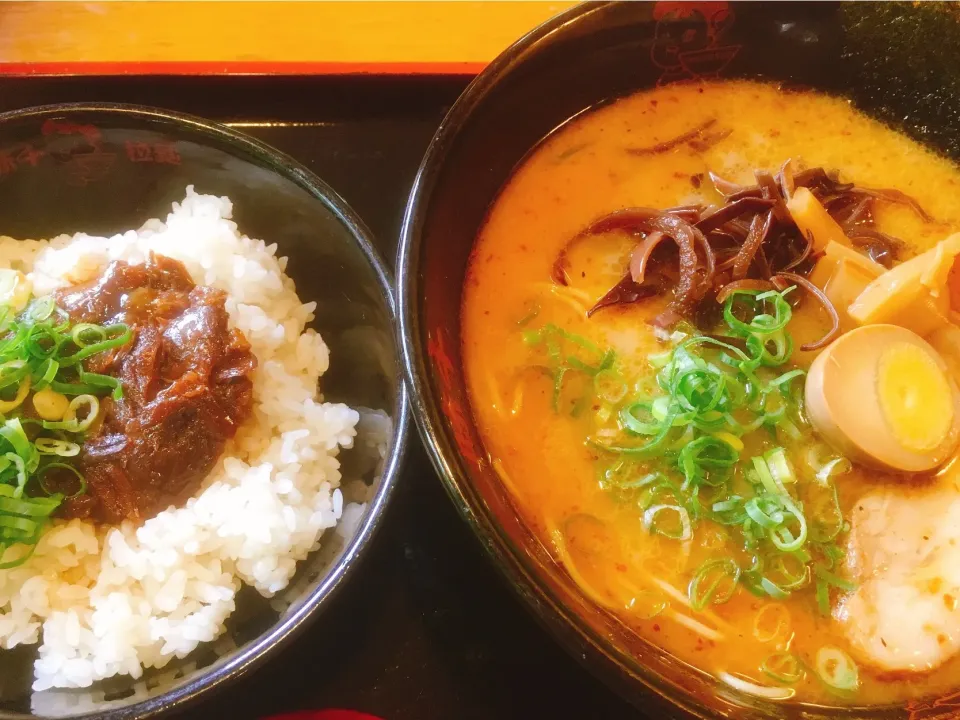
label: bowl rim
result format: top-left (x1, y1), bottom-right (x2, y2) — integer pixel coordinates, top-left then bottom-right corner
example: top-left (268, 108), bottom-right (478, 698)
top-left (0, 102), bottom-right (410, 720)
top-left (398, 1), bottom-right (922, 716)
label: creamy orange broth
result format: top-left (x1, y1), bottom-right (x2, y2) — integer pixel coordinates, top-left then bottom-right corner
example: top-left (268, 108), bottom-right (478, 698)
top-left (461, 81), bottom-right (960, 705)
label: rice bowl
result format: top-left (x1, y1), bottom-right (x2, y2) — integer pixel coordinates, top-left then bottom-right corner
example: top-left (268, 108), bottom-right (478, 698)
top-left (0, 187), bottom-right (364, 691)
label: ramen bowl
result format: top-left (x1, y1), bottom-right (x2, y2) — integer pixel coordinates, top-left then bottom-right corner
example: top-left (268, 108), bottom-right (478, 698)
top-left (0, 104), bottom-right (408, 718)
top-left (397, 2), bottom-right (960, 718)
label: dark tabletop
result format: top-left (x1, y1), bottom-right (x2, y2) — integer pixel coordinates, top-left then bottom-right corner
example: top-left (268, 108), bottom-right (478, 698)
top-left (0, 75), bottom-right (643, 720)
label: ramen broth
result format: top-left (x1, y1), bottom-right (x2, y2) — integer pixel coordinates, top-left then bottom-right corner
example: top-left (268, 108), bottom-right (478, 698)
top-left (461, 81), bottom-right (960, 705)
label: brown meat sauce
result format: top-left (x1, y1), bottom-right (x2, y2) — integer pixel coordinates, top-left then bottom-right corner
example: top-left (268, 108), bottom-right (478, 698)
top-left (52, 254), bottom-right (256, 523)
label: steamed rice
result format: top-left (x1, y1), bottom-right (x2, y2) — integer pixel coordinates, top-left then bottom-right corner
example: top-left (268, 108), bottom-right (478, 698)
top-left (0, 187), bottom-right (360, 690)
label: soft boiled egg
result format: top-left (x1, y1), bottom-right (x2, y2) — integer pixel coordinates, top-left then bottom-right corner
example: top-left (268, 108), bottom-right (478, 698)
top-left (805, 324), bottom-right (960, 472)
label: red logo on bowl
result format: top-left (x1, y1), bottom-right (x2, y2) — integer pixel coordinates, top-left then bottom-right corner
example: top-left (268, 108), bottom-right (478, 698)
top-left (124, 140), bottom-right (181, 166)
top-left (0, 142), bottom-right (44, 179)
top-left (41, 117), bottom-right (116, 186)
top-left (651, 1), bottom-right (740, 85)
top-left (0, 119), bottom-right (184, 187)
top-left (262, 711), bottom-right (385, 720)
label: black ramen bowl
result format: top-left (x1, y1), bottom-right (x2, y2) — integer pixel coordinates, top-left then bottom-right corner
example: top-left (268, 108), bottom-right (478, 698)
top-left (398, 2), bottom-right (960, 719)
top-left (0, 104), bottom-right (408, 719)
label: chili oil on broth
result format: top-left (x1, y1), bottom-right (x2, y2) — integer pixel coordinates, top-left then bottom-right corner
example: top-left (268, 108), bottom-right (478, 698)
top-left (461, 80), bottom-right (960, 706)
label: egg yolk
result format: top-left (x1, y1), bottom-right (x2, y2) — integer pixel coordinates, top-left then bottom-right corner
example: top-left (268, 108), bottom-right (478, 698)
top-left (878, 342), bottom-right (955, 452)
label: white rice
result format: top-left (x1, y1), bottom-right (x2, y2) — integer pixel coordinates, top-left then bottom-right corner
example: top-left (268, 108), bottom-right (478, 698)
top-left (0, 187), bottom-right (360, 691)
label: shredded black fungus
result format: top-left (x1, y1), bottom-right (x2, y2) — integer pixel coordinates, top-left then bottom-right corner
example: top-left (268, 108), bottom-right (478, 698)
top-left (556, 161), bottom-right (933, 329)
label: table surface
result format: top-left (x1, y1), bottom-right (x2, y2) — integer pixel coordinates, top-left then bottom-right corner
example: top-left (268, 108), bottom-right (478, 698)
top-left (0, 1), bottom-right (576, 75)
top-left (0, 74), bottom-right (648, 720)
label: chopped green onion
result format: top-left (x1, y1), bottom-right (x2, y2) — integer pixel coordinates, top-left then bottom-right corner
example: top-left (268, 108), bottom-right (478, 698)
top-left (79, 371), bottom-right (123, 400)
top-left (620, 402), bottom-right (668, 435)
top-left (759, 577), bottom-right (791, 599)
top-left (594, 368), bottom-right (627, 404)
top-left (815, 566), bottom-right (856, 592)
top-left (71, 323), bottom-right (107, 347)
top-left (0, 360), bottom-right (28, 391)
top-left (35, 439), bottom-right (81, 457)
top-left (0, 292), bottom-right (130, 564)
top-left (635, 475), bottom-right (684, 512)
top-left (718, 672), bottom-right (796, 700)
top-left (678, 436), bottom-right (738, 490)
top-left (37, 462), bottom-right (86, 498)
top-left (0, 375), bottom-right (30, 414)
top-left (723, 288), bottom-right (793, 338)
top-left (0, 486), bottom-right (60, 514)
top-left (752, 603), bottom-right (791, 643)
top-left (24, 324), bottom-right (63, 361)
top-left (4, 452), bottom-right (26, 497)
top-left (777, 417), bottom-right (803, 440)
top-left (57, 324), bottom-right (131, 367)
top-left (815, 577), bottom-right (831, 615)
top-left (524, 323), bottom-right (617, 415)
top-left (48, 380), bottom-right (104, 396)
top-left (647, 349), bottom-right (673, 368)
top-left (764, 448), bottom-right (795, 485)
top-left (69, 394), bottom-right (99, 428)
top-left (745, 496), bottom-right (786, 529)
top-left (540, 284), bottom-right (849, 611)
top-left (752, 455), bottom-right (788, 496)
top-left (816, 457), bottom-right (852, 485)
top-left (643, 504), bottom-right (692, 541)
top-left (42, 394), bottom-right (99, 432)
top-left (768, 496), bottom-right (807, 552)
top-left (0, 484), bottom-right (64, 568)
top-left (591, 408), bottom-right (678, 457)
top-left (808, 483), bottom-right (844, 543)
top-left (688, 558), bottom-right (740, 610)
top-left (0, 417), bottom-right (35, 464)
top-left (814, 564), bottom-right (856, 615)
top-left (31, 358), bottom-right (60, 390)
top-left (0, 515), bottom-right (43, 537)
top-left (22, 296), bottom-right (55, 324)
top-left (767, 369), bottom-right (805, 389)
top-left (711, 495), bottom-right (748, 525)
top-left (0, 541), bottom-right (38, 569)
top-left (815, 646), bottom-right (859, 692)
top-left (762, 652), bottom-right (804, 684)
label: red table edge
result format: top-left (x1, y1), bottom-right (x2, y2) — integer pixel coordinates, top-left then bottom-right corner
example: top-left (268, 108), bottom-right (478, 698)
top-left (263, 711), bottom-right (385, 720)
top-left (0, 61), bottom-right (487, 77)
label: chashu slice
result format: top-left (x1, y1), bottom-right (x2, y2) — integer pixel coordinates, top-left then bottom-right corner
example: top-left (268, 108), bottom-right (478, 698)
top-left (837, 474), bottom-right (960, 674)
